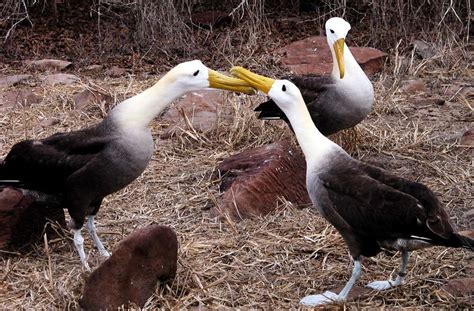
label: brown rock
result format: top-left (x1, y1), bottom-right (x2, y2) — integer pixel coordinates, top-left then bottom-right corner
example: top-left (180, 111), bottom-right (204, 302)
top-left (0, 90), bottom-right (41, 108)
top-left (39, 118), bottom-right (60, 128)
top-left (42, 73), bottom-right (80, 85)
top-left (276, 36), bottom-right (387, 76)
top-left (440, 278), bottom-right (474, 297)
top-left (161, 89), bottom-right (232, 138)
top-left (26, 59), bottom-right (72, 71)
top-left (73, 89), bottom-right (112, 110)
top-left (0, 74), bottom-right (32, 87)
top-left (211, 140), bottom-right (310, 220)
top-left (400, 79), bottom-right (427, 94)
top-left (0, 187), bottom-right (66, 249)
top-left (105, 66), bottom-right (127, 78)
top-left (80, 224), bottom-right (178, 310)
top-left (459, 129), bottom-right (474, 146)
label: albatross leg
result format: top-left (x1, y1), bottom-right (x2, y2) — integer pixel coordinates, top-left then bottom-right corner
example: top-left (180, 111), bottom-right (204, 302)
top-left (367, 251), bottom-right (409, 290)
top-left (86, 215), bottom-right (110, 257)
top-left (300, 260), bottom-right (362, 306)
top-left (72, 228), bottom-right (90, 271)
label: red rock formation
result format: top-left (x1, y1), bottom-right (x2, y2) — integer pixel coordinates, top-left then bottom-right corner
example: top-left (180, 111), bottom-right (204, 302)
top-left (161, 89), bottom-right (233, 138)
top-left (212, 141), bottom-right (311, 220)
top-left (0, 90), bottom-right (41, 109)
top-left (80, 224), bottom-right (178, 310)
top-left (73, 89), bottom-right (112, 110)
top-left (440, 278), bottom-right (474, 298)
top-left (276, 36), bottom-right (387, 76)
top-left (0, 187), bottom-right (66, 249)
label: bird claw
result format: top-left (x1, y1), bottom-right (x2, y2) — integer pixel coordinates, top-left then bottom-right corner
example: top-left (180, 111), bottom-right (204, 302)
top-left (99, 249), bottom-right (111, 257)
top-left (300, 291), bottom-right (341, 306)
top-left (366, 280), bottom-right (397, 291)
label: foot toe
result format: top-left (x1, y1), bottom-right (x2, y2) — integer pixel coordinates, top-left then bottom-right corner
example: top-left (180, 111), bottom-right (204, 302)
top-left (300, 291), bottom-right (340, 306)
top-left (367, 280), bottom-right (393, 291)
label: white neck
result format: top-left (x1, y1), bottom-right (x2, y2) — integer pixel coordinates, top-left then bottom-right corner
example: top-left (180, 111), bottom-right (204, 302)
top-left (284, 95), bottom-right (341, 168)
top-left (108, 76), bottom-right (184, 130)
top-left (329, 42), bottom-right (374, 107)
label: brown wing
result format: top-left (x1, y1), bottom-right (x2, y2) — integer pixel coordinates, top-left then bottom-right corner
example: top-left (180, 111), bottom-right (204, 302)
top-left (354, 161), bottom-right (455, 239)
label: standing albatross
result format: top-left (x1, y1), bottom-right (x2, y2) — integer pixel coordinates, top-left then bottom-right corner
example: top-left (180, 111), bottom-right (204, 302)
top-left (255, 17), bottom-right (374, 136)
top-left (0, 60), bottom-right (254, 269)
top-left (230, 66), bottom-right (473, 305)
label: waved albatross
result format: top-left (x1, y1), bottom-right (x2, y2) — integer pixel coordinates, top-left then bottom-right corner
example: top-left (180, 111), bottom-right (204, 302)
top-left (231, 66), bottom-right (473, 306)
top-left (255, 17), bottom-right (374, 136)
top-left (0, 60), bottom-right (254, 269)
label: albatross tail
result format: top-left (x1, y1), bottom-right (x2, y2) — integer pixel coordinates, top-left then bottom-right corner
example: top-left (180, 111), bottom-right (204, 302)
top-left (451, 233), bottom-right (474, 251)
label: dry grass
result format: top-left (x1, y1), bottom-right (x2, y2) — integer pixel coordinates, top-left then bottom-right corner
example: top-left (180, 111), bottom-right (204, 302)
top-left (0, 46), bottom-right (473, 309)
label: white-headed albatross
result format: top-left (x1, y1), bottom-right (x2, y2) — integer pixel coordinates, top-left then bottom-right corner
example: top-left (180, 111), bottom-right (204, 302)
top-left (255, 17), bottom-right (374, 136)
top-left (0, 60), bottom-right (254, 270)
top-left (231, 66), bottom-right (473, 305)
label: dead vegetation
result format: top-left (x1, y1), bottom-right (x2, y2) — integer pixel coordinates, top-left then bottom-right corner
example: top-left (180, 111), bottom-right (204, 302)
top-left (0, 0), bottom-right (473, 309)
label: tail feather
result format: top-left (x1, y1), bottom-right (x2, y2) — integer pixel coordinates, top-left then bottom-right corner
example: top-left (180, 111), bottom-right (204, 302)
top-left (453, 233), bottom-right (474, 251)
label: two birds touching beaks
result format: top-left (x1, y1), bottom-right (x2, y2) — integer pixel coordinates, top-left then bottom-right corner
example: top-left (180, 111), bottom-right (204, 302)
top-left (0, 17), bottom-right (472, 307)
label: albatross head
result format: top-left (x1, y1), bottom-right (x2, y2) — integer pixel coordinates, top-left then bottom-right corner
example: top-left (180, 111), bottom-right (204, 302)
top-left (163, 60), bottom-right (255, 94)
top-left (325, 17), bottom-right (351, 79)
top-left (230, 66), bottom-right (303, 116)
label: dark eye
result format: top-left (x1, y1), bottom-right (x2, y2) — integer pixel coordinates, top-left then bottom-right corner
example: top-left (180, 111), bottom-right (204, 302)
top-left (282, 85), bottom-right (286, 92)
top-left (330, 29), bottom-right (335, 34)
top-left (193, 70), bottom-right (199, 76)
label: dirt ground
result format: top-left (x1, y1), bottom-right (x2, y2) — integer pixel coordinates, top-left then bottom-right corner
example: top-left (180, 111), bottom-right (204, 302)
top-left (0, 10), bottom-right (473, 309)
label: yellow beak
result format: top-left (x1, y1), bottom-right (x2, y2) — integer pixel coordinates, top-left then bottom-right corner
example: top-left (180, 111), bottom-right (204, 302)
top-left (229, 66), bottom-right (276, 94)
top-left (333, 38), bottom-right (345, 79)
top-left (208, 69), bottom-right (256, 95)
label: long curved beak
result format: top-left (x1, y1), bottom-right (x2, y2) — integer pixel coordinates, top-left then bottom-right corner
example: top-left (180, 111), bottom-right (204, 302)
top-left (333, 38), bottom-right (345, 79)
top-left (230, 66), bottom-right (275, 94)
top-left (208, 70), bottom-right (256, 95)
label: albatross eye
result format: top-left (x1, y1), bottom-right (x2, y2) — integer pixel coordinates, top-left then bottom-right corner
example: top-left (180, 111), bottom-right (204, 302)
top-left (282, 85), bottom-right (286, 92)
top-left (193, 70), bottom-right (200, 76)
top-left (330, 29), bottom-right (335, 34)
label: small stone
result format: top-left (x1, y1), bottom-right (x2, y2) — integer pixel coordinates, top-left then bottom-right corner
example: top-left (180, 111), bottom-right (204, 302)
top-left (440, 278), bottom-right (474, 298)
top-left (458, 230), bottom-right (474, 239)
top-left (413, 40), bottom-right (438, 59)
top-left (0, 90), bottom-right (41, 108)
top-left (42, 73), bottom-right (80, 85)
top-left (80, 224), bottom-right (178, 310)
top-left (39, 118), bottom-right (60, 128)
top-left (84, 64), bottom-right (102, 71)
top-left (73, 89), bottom-right (112, 110)
top-left (0, 187), bottom-right (66, 249)
top-left (105, 66), bottom-right (127, 78)
top-left (400, 79), bottom-right (427, 94)
top-left (459, 129), bottom-right (474, 146)
top-left (211, 140), bottom-right (310, 220)
top-left (0, 74), bottom-right (32, 87)
top-left (26, 59), bottom-right (72, 71)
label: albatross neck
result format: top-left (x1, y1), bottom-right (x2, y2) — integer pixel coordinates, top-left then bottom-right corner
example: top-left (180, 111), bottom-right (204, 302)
top-left (284, 96), bottom-right (339, 168)
top-left (108, 76), bottom-right (184, 130)
top-left (330, 42), bottom-right (367, 80)
top-left (329, 41), bottom-right (374, 109)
